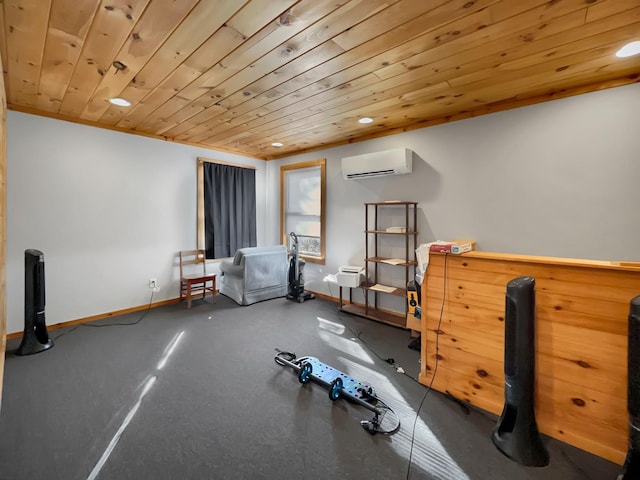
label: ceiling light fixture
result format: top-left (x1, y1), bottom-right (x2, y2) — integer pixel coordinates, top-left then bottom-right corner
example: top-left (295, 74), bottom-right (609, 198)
top-left (616, 41), bottom-right (640, 58)
top-left (359, 117), bottom-right (373, 124)
top-left (109, 97), bottom-right (132, 107)
top-left (272, 142), bottom-right (283, 147)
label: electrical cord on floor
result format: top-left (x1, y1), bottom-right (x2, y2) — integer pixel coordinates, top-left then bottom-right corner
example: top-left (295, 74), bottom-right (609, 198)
top-left (51, 325), bottom-right (81, 342)
top-left (343, 283), bottom-right (421, 383)
top-left (343, 322), bottom-right (421, 384)
top-left (405, 253), bottom-right (448, 480)
top-left (336, 256), bottom-right (451, 477)
top-left (82, 291), bottom-right (155, 327)
top-left (50, 291), bottom-right (155, 342)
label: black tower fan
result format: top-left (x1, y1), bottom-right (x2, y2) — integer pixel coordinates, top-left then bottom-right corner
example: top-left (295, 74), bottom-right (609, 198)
top-left (618, 296), bottom-right (640, 480)
top-left (16, 249), bottom-right (53, 355)
top-left (491, 276), bottom-right (549, 467)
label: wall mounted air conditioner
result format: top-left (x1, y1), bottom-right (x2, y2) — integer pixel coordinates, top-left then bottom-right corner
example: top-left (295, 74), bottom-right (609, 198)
top-left (341, 147), bottom-right (413, 179)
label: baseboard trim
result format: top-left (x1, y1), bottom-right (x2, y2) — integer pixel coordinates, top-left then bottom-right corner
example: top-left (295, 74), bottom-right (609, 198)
top-left (7, 290), bottom-right (334, 339)
top-left (6, 297), bottom-right (182, 339)
top-left (306, 289), bottom-right (339, 303)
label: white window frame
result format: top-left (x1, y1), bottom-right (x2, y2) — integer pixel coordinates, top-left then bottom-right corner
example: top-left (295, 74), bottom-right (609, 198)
top-left (280, 159), bottom-right (326, 264)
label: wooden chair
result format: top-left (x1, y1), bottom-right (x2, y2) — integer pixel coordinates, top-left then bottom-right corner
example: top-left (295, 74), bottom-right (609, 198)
top-left (179, 250), bottom-right (217, 309)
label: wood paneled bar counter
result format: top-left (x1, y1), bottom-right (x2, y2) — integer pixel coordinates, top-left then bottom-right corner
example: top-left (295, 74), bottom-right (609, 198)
top-left (418, 251), bottom-right (640, 464)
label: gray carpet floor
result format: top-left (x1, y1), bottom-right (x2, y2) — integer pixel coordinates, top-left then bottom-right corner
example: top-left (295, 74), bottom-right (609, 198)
top-left (0, 294), bottom-right (621, 480)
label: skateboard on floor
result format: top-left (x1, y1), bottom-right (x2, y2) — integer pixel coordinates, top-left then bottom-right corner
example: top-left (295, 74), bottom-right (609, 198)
top-left (275, 350), bottom-right (400, 434)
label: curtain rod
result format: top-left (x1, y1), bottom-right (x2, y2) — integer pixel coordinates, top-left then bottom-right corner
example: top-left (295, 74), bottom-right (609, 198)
top-left (197, 157), bottom-right (256, 170)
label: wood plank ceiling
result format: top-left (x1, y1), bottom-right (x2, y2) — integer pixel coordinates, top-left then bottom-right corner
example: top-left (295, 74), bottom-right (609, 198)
top-left (1, 0), bottom-right (639, 160)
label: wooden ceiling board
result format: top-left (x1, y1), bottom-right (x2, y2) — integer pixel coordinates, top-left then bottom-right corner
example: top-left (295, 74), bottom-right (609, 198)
top-left (166, 0), bottom-right (395, 139)
top-left (212, 75), bottom-right (445, 147)
top-left (230, 6), bottom-right (637, 156)
top-left (195, 6), bottom-right (500, 145)
top-left (586, 0), bottom-right (640, 23)
top-left (36, 0), bottom-right (99, 112)
top-left (169, 0), bottom-right (356, 104)
top-left (331, 0), bottom-right (498, 52)
top-left (94, 2), bottom-right (249, 129)
top-left (105, 0), bottom-right (300, 128)
top-left (500, 29), bottom-right (639, 74)
top-left (79, 0), bottom-right (200, 122)
top-left (3, 0), bottom-right (52, 107)
top-left (197, 76), bottom-right (382, 145)
top-left (265, 43), bottom-right (639, 145)
top-left (0, 4), bottom-right (9, 98)
top-left (105, 25), bottom-right (250, 128)
top-left (166, 0), bottom-right (610, 150)
top-left (218, 82), bottom-right (449, 152)
top-left (204, 8), bottom-right (580, 147)
top-left (273, 57), bottom-right (640, 152)
top-left (173, 2), bottom-right (498, 147)
top-left (57, 0), bottom-right (151, 117)
top-left (175, 40), bottom-right (350, 143)
top-left (124, 0), bottom-right (351, 138)
top-left (371, 10), bottom-right (587, 82)
top-left (223, 0), bottom-right (300, 38)
top-left (199, 0), bottom-right (465, 131)
top-left (237, 81), bottom-right (454, 149)
top-left (94, 0), bottom-right (253, 127)
top-left (1, 0), bottom-right (639, 159)
top-left (449, 11), bottom-right (640, 88)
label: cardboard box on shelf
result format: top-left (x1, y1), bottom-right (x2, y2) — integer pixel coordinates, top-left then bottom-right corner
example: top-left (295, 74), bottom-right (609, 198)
top-left (429, 240), bottom-right (475, 255)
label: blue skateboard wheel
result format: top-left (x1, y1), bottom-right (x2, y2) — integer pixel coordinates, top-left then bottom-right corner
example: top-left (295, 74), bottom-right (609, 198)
top-left (329, 377), bottom-right (343, 401)
top-left (298, 362), bottom-right (312, 384)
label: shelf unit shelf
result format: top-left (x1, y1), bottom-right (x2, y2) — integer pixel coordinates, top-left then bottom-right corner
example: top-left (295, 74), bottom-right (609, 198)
top-left (364, 283), bottom-right (406, 297)
top-left (339, 201), bottom-right (417, 329)
top-left (366, 257), bottom-right (417, 267)
top-left (365, 230), bottom-right (417, 235)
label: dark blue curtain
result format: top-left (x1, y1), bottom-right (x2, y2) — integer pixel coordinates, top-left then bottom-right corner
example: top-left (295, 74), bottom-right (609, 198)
top-left (203, 162), bottom-right (257, 258)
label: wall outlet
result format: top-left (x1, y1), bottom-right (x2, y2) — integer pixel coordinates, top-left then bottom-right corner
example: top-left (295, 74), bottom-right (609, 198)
top-left (149, 278), bottom-right (157, 289)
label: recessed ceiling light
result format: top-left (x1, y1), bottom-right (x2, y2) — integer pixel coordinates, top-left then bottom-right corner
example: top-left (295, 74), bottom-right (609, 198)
top-left (109, 97), bottom-right (132, 107)
top-left (616, 41), bottom-right (640, 58)
top-left (272, 142), bottom-right (283, 147)
top-left (359, 117), bottom-right (373, 124)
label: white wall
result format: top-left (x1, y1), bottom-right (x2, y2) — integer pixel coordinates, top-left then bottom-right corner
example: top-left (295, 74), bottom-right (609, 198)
top-left (6, 111), bottom-right (267, 334)
top-left (7, 83), bottom-right (639, 333)
top-left (266, 83), bottom-right (640, 302)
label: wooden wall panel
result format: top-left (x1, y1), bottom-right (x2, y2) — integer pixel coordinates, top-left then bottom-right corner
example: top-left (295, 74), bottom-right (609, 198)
top-left (419, 251), bottom-right (640, 464)
top-left (0, 51), bottom-right (6, 411)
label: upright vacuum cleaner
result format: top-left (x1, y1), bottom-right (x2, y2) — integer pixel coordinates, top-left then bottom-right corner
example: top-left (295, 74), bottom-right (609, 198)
top-left (287, 232), bottom-right (315, 303)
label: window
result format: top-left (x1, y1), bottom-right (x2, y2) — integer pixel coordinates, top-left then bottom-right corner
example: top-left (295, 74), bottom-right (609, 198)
top-left (280, 159), bottom-right (326, 264)
top-left (197, 158), bottom-right (257, 258)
